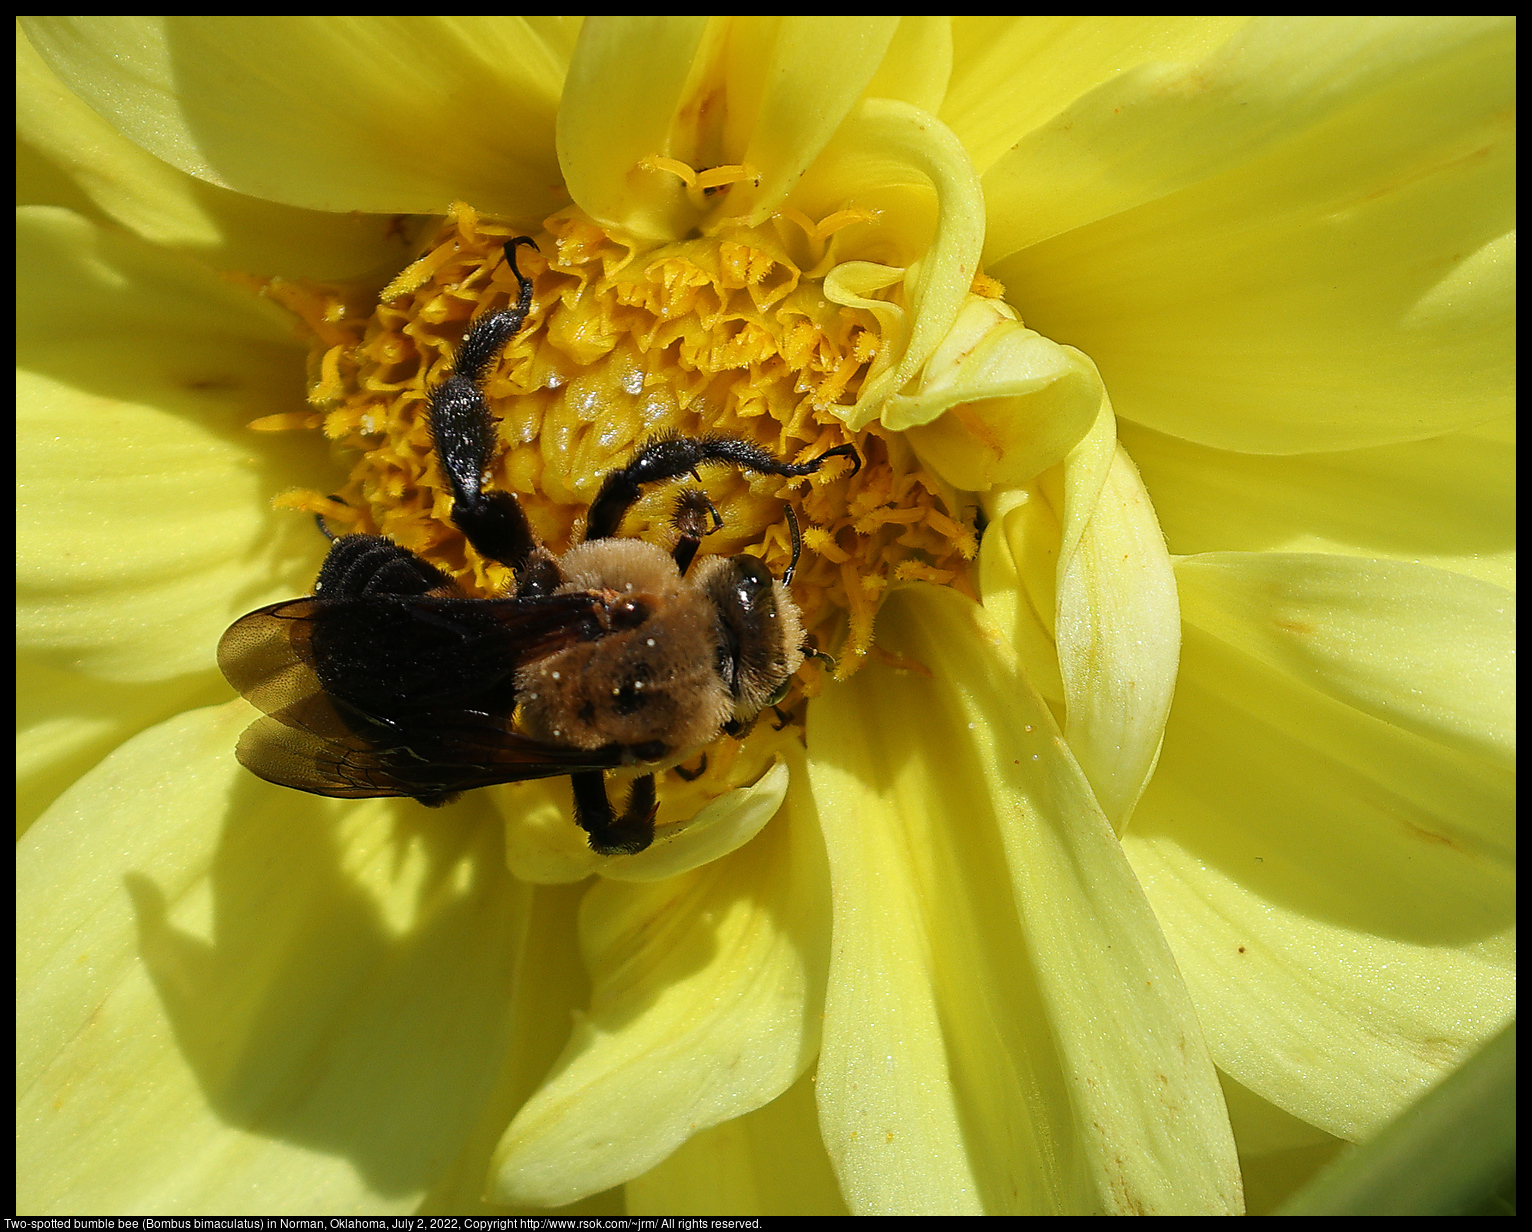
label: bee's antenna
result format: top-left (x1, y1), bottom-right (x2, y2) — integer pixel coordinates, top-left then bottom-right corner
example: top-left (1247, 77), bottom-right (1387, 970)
top-left (314, 495), bottom-right (349, 542)
top-left (783, 505), bottom-right (804, 586)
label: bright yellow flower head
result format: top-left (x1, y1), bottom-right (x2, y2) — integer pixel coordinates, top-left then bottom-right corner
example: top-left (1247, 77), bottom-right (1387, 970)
top-left (17, 16), bottom-right (1513, 1217)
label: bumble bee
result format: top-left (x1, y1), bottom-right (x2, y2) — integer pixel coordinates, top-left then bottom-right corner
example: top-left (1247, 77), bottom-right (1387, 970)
top-left (218, 238), bottom-right (859, 856)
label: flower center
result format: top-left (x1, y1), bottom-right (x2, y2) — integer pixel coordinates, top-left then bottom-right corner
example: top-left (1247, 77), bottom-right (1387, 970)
top-left (254, 200), bottom-right (976, 812)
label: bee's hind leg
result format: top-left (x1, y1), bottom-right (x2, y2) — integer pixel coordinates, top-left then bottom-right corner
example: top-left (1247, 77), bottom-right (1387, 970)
top-left (570, 771), bottom-right (657, 856)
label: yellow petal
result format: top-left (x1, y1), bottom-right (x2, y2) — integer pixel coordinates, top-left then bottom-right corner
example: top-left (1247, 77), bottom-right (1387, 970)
top-left (626, 1068), bottom-right (849, 1215)
top-left (20, 702), bottom-right (556, 1213)
top-left (1217, 1074), bottom-right (1347, 1215)
top-left (980, 402), bottom-right (1179, 831)
top-left (1124, 609), bottom-right (1514, 1140)
top-left (16, 658), bottom-right (219, 840)
top-left (557, 15), bottom-right (712, 243)
top-left (21, 16), bottom-right (577, 217)
top-left (943, 17), bottom-right (1251, 175)
top-left (983, 16), bottom-right (1508, 256)
top-left (1177, 553), bottom-right (1513, 775)
top-left (990, 16), bottom-right (1513, 452)
top-left (863, 16), bottom-right (952, 118)
top-left (17, 27), bottom-right (412, 279)
top-left (17, 206), bottom-right (325, 682)
top-left (601, 761), bottom-right (790, 882)
top-left (1120, 415), bottom-right (1516, 594)
top-left (1053, 448), bottom-right (1180, 830)
top-left (719, 17), bottom-right (901, 227)
top-left (892, 297), bottom-right (1102, 489)
top-left (560, 17), bottom-right (898, 243)
top-left (811, 584), bottom-right (1241, 1214)
top-left (490, 742), bottom-right (830, 1206)
top-left (502, 762), bottom-right (792, 885)
top-left (977, 492), bottom-right (1067, 715)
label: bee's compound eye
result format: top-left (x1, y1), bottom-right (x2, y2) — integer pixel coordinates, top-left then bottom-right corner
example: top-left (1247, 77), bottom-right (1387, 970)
top-left (729, 555), bottom-right (773, 607)
top-left (610, 596), bottom-right (650, 629)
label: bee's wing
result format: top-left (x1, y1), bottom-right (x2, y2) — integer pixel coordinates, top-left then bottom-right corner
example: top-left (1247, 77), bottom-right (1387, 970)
top-left (218, 590), bottom-right (622, 801)
top-left (229, 708), bottom-right (624, 801)
top-left (218, 591), bottom-right (605, 713)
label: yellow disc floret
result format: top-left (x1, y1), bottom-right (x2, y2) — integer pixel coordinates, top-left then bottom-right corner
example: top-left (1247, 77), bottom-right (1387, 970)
top-left (254, 198), bottom-right (979, 815)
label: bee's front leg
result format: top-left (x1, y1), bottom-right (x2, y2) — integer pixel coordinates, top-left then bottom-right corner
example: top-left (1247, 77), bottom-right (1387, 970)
top-left (427, 239), bottom-right (561, 593)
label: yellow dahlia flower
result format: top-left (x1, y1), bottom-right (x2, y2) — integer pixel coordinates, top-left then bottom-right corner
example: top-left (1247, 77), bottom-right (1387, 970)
top-left (17, 16), bottom-right (1513, 1216)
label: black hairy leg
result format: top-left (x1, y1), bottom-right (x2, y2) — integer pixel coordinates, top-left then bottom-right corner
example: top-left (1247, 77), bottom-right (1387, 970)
top-left (584, 433), bottom-right (862, 542)
top-left (571, 771), bottom-right (659, 855)
top-left (427, 237), bottom-right (554, 583)
top-left (669, 487), bottom-right (722, 575)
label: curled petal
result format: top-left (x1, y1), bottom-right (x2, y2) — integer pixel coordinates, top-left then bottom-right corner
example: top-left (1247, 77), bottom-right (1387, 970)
top-left (601, 761), bottom-right (790, 883)
top-left (490, 745), bottom-right (829, 1207)
top-left (895, 297), bottom-right (1103, 490)
top-left (1053, 448), bottom-right (1180, 832)
top-left (803, 98), bottom-right (985, 432)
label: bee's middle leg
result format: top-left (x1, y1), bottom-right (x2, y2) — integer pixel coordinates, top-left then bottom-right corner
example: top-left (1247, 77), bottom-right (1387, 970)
top-left (570, 771), bottom-right (657, 856)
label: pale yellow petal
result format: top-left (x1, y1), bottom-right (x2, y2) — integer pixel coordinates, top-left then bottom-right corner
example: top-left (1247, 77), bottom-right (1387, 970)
top-left (490, 744), bottom-right (830, 1206)
top-left (1052, 448), bottom-right (1180, 831)
top-left (863, 16), bottom-right (952, 117)
top-left (498, 777), bottom-right (595, 885)
top-left (1218, 1072), bottom-right (1348, 1215)
top-left (626, 1068), bottom-right (849, 1216)
top-left (812, 585), bottom-right (1241, 1214)
top-left (17, 26), bottom-right (412, 279)
top-left (19, 703), bottom-right (551, 1213)
top-left (1220, 1069), bottom-right (1342, 1158)
top-left (983, 16), bottom-right (1508, 257)
top-left (1123, 615), bottom-right (1514, 1140)
top-left (502, 759), bottom-right (792, 886)
top-left (16, 659), bottom-right (220, 840)
top-left (943, 17), bottom-right (1251, 175)
top-left (990, 17), bottom-right (1513, 452)
top-left (1178, 553), bottom-right (1513, 774)
top-left (22, 16), bottom-right (577, 217)
top-left (17, 206), bottom-right (332, 682)
top-left (1121, 415), bottom-right (1516, 594)
top-left (600, 761), bottom-right (789, 882)
top-left (976, 395), bottom-right (1115, 709)
top-left (980, 401), bottom-right (1179, 831)
top-left (977, 491), bottom-right (1067, 716)
top-left (892, 297), bottom-right (1102, 489)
